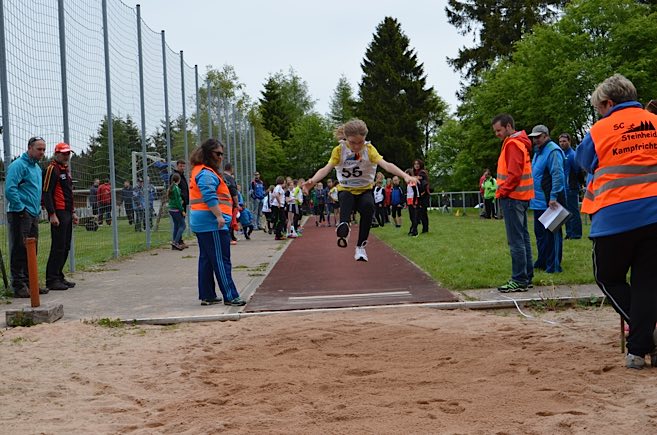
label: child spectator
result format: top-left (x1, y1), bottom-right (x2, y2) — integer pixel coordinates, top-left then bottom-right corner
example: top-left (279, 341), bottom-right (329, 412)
top-left (373, 178), bottom-right (386, 227)
top-left (312, 182), bottom-right (327, 226)
top-left (239, 205), bottom-right (254, 240)
top-left (481, 171), bottom-right (498, 219)
top-left (272, 176), bottom-right (286, 240)
top-left (384, 178), bottom-right (393, 223)
top-left (326, 179), bottom-right (337, 227)
top-left (406, 170), bottom-right (420, 237)
top-left (262, 185), bottom-right (274, 234)
top-left (167, 172), bottom-right (187, 250)
top-left (390, 176), bottom-right (405, 228)
top-left (285, 179), bottom-right (298, 238)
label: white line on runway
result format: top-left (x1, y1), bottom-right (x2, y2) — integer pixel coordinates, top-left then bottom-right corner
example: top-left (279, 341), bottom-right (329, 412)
top-left (289, 291), bottom-right (411, 301)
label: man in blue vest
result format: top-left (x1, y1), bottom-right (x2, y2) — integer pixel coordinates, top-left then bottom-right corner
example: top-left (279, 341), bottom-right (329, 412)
top-left (558, 133), bottom-right (583, 239)
top-left (528, 125), bottom-right (566, 274)
top-left (250, 171), bottom-right (266, 230)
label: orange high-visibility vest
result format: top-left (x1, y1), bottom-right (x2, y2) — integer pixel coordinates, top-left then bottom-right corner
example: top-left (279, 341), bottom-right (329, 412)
top-left (582, 107), bottom-right (657, 214)
top-left (496, 136), bottom-right (534, 200)
top-left (189, 164), bottom-right (233, 214)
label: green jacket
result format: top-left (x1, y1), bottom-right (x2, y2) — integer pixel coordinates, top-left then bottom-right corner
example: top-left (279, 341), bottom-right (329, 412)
top-left (482, 177), bottom-right (497, 200)
top-left (168, 184), bottom-right (184, 211)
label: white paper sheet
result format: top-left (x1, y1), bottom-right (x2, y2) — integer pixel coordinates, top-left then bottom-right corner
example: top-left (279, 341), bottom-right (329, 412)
top-left (538, 202), bottom-right (571, 232)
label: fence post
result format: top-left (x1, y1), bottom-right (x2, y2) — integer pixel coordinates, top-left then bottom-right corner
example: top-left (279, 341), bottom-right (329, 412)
top-left (231, 103), bottom-right (237, 172)
top-left (180, 50), bottom-right (189, 234)
top-left (195, 65), bottom-right (200, 145)
top-left (57, 0), bottom-right (76, 272)
top-left (239, 111), bottom-right (245, 189)
top-left (161, 31), bottom-right (172, 175)
top-left (102, 0), bottom-right (119, 258)
top-left (136, 5), bottom-right (150, 248)
top-left (218, 98), bottom-right (223, 144)
top-left (206, 77), bottom-right (212, 139)
top-left (0, 0), bottom-right (12, 166)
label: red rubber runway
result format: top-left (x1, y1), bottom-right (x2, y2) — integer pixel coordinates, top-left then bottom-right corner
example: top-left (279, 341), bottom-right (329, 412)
top-left (245, 219), bottom-right (457, 311)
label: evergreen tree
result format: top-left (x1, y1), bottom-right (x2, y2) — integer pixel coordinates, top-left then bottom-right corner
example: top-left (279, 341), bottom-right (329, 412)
top-left (446, 0), bottom-right (565, 81)
top-left (259, 68), bottom-right (314, 143)
top-left (328, 75), bottom-right (357, 124)
top-left (358, 17), bottom-right (432, 170)
top-left (259, 77), bottom-right (293, 141)
top-left (80, 116), bottom-right (142, 183)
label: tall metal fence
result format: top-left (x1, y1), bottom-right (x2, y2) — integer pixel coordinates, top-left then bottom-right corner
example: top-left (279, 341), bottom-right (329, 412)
top-left (0, 0), bottom-right (256, 281)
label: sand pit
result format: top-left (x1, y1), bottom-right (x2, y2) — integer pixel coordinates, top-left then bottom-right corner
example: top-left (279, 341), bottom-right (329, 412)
top-left (2, 305), bottom-right (657, 434)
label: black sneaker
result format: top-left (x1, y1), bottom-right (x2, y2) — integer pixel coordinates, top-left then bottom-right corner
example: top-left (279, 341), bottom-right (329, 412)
top-left (497, 280), bottom-right (528, 293)
top-left (13, 285), bottom-right (30, 298)
top-left (39, 287), bottom-right (50, 294)
top-left (47, 281), bottom-right (69, 291)
top-left (224, 297), bottom-right (246, 306)
top-left (201, 298), bottom-right (222, 306)
top-left (62, 279), bottom-right (76, 288)
top-left (336, 222), bottom-right (350, 248)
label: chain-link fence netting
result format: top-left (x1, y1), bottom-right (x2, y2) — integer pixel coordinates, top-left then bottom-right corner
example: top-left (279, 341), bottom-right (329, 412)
top-left (0, 0), bottom-right (256, 286)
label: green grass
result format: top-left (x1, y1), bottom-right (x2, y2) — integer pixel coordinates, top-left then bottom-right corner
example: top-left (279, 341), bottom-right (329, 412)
top-left (0, 216), bottom-right (176, 284)
top-left (373, 210), bottom-right (595, 290)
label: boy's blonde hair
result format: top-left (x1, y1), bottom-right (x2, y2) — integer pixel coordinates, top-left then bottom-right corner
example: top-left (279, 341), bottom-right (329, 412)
top-left (343, 119), bottom-right (368, 138)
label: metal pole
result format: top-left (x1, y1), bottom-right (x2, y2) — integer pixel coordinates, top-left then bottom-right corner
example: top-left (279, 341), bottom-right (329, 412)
top-left (195, 65), bottom-right (200, 145)
top-left (0, 0), bottom-right (12, 165)
top-left (137, 5), bottom-right (151, 247)
top-left (180, 50), bottom-right (189, 234)
top-left (206, 77), bottom-right (212, 139)
top-left (161, 31), bottom-right (172, 175)
top-left (102, 0), bottom-right (119, 257)
top-left (216, 97), bottom-right (223, 145)
top-left (222, 98), bottom-right (229, 162)
top-left (231, 103), bottom-right (237, 175)
top-left (58, 0), bottom-right (76, 271)
top-left (239, 112), bottom-right (245, 191)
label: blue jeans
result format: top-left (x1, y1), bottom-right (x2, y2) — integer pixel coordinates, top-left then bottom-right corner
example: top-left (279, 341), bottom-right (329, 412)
top-left (169, 210), bottom-right (186, 244)
top-left (195, 230), bottom-right (241, 302)
top-left (564, 188), bottom-right (582, 238)
top-left (533, 210), bottom-right (563, 273)
top-left (500, 198), bottom-right (533, 285)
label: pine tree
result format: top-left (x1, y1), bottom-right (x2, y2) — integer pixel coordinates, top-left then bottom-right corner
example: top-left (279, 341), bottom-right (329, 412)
top-left (259, 77), bottom-right (292, 141)
top-left (328, 75), bottom-right (357, 124)
top-left (358, 17), bottom-right (432, 170)
top-left (445, 0), bottom-right (565, 81)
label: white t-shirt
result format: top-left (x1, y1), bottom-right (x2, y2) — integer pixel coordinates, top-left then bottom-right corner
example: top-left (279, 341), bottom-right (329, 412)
top-left (271, 185), bottom-right (285, 207)
top-left (262, 193), bottom-right (271, 213)
top-left (374, 186), bottom-right (385, 204)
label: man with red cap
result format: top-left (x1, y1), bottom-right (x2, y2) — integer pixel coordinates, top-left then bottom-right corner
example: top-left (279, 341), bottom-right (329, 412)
top-left (43, 142), bottom-right (79, 291)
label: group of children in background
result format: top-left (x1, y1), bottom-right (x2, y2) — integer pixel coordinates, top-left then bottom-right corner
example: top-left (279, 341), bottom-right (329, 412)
top-left (255, 170), bottom-right (424, 241)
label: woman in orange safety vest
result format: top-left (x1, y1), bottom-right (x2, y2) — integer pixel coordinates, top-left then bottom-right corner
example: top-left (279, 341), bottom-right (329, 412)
top-left (575, 74), bottom-right (657, 369)
top-left (189, 138), bottom-right (246, 306)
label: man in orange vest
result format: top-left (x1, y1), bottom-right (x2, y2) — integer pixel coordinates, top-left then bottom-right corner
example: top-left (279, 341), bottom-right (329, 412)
top-left (492, 114), bottom-right (534, 292)
top-left (576, 74), bottom-right (657, 369)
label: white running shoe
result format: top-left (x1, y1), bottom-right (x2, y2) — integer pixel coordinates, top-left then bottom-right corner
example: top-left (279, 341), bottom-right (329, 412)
top-left (354, 242), bottom-right (368, 262)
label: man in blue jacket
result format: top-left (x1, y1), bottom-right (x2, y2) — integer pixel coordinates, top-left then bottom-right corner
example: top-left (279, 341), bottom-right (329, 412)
top-left (558, 133), bottom-right (583, 239)
top-left (5, 136), bottom-right (47, 297)
top-left (528, 125), bottom-right (566, 274)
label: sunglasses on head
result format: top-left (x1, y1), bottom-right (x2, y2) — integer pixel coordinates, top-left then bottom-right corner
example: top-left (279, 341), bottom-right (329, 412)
top-left (28, 136), bottom-right (44, 145)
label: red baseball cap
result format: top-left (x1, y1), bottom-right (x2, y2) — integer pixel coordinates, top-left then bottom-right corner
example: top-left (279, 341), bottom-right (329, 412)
top-left (54, 142), bottom-right (73, 153)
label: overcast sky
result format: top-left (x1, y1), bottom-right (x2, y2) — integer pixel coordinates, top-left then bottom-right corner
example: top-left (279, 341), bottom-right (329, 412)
top-left (131, 0), bottom-right (472, 115)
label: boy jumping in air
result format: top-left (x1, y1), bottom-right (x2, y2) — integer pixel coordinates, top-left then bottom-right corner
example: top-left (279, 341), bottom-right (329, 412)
top-left (303, 119), bottom-right (416, 261)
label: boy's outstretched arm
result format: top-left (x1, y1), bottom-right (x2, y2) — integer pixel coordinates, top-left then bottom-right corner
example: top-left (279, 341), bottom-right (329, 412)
top-left (303, 163), bottom-right (335, 194)
top-left (378, 159), bottom-right (418, 185)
